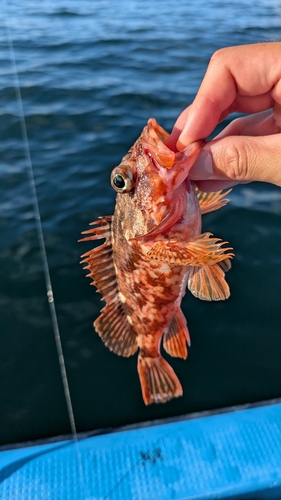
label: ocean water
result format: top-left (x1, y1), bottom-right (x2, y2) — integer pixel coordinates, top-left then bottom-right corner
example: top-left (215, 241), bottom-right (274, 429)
top-left (1, 0), bottom-right (281, 446)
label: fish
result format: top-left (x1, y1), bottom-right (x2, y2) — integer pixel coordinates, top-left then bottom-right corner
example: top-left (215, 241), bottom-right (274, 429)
top-left (80, 118), bottom-right (234, 405)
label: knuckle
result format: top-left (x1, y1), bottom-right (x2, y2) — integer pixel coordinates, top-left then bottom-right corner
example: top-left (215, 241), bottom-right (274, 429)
top-left (209, 48), bottom-right (228, 65)
top-left (223, 140), bottom-right (252, 181)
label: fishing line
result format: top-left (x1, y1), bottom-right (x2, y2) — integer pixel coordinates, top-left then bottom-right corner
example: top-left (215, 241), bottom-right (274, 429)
top-left (4, 8), bottom-right (166, 500)
top-left (4, 4), bottom-right (87, 497)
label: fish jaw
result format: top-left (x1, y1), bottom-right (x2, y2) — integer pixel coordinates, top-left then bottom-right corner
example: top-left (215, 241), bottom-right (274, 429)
top-left (134, 142), bottom-right (204, 241)
top-left (139, 128), bottom-right (204, 238)
top-left (142, 118), bottom-right (175, 169)
top-left (145, 140), bottom-right (204, 210)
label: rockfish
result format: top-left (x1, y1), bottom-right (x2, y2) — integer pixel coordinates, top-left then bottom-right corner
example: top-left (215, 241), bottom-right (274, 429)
top-left (80, 118), bottom-right (233, 405)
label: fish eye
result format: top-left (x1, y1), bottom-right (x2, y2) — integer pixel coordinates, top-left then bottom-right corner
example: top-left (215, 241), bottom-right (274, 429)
top-left (113, 174), bottom-right (125, 189)
top-left (110, 167), bottom-right (133, 193)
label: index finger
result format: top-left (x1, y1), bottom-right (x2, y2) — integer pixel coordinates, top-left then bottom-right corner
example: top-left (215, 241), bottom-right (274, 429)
top-left (171, 42), bottom-right (281, 149)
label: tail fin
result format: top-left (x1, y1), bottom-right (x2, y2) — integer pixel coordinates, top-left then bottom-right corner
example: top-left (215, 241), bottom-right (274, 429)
top-left (137, 352), bottom-right (182, 405)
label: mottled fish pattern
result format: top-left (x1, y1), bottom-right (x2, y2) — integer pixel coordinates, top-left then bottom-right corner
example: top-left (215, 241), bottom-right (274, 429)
top-left (80, 118), bottom-right (233, 405)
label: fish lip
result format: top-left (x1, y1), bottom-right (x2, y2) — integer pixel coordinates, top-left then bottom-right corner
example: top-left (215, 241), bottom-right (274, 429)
top-left (167, 139), bottom-right (205, 191)
top-left (174, 139), bottom-right (206, 167)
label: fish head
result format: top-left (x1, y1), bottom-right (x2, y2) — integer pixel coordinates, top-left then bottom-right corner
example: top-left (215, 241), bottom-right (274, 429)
top-left (110, 118), bottom-right (204, 239)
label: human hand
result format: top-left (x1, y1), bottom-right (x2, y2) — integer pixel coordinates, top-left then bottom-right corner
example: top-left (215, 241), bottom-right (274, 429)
top-left (166, 43), bottom-right (281, 191)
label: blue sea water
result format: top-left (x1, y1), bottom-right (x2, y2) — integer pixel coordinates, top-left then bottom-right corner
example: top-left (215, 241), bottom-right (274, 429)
top-left (1, 0), bottom-right (281, 446)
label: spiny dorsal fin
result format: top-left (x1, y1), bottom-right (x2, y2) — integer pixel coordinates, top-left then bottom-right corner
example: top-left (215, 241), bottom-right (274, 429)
top-left (187, 263), bottom-right (230, 301)
top-left (195, 187), bottom-right (231, 215)
top-left (163, 309), bottom-right (190, 359)
top-left (80, 217), bottom-right (116, 304)
top-left (80, 216), bottom-right (138, 357)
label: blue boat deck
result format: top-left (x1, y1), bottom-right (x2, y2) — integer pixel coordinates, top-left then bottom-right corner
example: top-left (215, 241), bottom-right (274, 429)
top-left (1, 401), bottom-right (281, 499)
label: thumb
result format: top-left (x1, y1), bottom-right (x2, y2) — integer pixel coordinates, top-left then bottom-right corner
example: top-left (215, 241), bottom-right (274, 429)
top-left (189, 134), bottom-right (281, 190)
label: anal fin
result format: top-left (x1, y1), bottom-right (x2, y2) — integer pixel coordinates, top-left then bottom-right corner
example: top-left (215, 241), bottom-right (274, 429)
top-left (137, 352), bottom-right (182, 405)
top-left (195, 187), bottom-right (231, 214)
top-left (187, 263), bottom-right (230, 301)
top-left (163, 310), bottom-right (190, 359)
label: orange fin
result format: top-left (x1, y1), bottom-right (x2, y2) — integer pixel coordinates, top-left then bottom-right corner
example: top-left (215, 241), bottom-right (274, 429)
top-left (80, 217), bottom-right (116, 303)
top-left (80, 216), bottom-right (138, 357)
top-left (95, 301), bottom-right (138, 357)
top-left (195, 187), bottom-right (231, 215)
top-left (137, 353), bottom-right (182, 405)
top-left (163, 310), bottom-right (190, 359)
top-left (187, 263), bottom-right (230, 301)
top-left (79, 216), bottom-right (112, 243)
top-left (217, 258), bottom-right (232, 272)
top-left (147, 232), bottom-right (234, 267)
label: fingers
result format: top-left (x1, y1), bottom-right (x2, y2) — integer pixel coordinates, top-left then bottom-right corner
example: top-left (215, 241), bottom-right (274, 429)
top-left (167, 43), bottom-right (281, 190)
top-left (215, 110), bottom-right (279, 139)
top-left (190, 110), bottom-right (281, 190)
top-left (195, 179), bottom-right (239, 192)
top-left (189, 133), bottom-right (281, 190)
top-left (165, 107), bottom-right (190, 151)
top-left (169, 42), bottom-right (281, 149)
top-left (273, 101), bottom-right (281, 129)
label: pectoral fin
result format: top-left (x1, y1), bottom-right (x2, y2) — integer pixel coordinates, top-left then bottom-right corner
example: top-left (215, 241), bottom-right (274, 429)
top-left (217, 258), bottom-right (232, 272)
top-left (163, 309), bottom-right (190, 359)
top-left (187, 263), bottom-right (230, 301)
top-left (147, 232), bottom-right (234, 267)
top-left (195, 187), bottom-right (231, 215)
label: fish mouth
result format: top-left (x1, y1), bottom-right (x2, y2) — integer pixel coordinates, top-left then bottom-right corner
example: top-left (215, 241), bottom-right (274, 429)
top-left (165, 140), bottom-right (205, 191)
top-left (144, 118), bottom-right (205, 173)
top-left (144, 118), bottom-right (175, 169)
top-left (144, 120), bottom-right (205, 190)
top-left (134, 119), bottom-right (205, 241)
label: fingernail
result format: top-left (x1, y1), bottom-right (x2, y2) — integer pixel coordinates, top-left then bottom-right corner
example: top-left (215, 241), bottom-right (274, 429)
top-left (176, 138), bottom-right (188, 151)
top-left (189, 151), bottom-right (214, 180)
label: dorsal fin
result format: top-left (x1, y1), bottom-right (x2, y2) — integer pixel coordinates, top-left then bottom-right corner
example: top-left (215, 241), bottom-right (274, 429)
top-left (195, 187), bottom-right (231, 214)
top-left (80, 217), bottom-right (138, 357)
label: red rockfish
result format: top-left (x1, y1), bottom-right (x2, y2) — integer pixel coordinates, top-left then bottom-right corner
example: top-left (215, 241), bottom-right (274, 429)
top-left (80, 118), bottom-right (233, 405)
